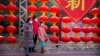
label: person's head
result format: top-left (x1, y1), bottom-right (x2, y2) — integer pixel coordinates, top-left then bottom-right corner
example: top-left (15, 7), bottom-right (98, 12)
top-left (39, 21), bottom-right (44, 26)
top-left (32, 15), bottom-right (38, 22)
top-left (32, 15), bottom-right (36, 20)
top-left (25, 18), bottom-right (33, 24)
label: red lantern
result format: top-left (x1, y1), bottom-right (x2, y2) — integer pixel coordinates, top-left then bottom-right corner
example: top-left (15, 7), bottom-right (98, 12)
top-left (82, 17), bottom-right (91, 24)
top-left (7, 15), bottom-right (17, 22)
top-left (50, 16), bottom-right (59, 23)
top-left (91, 8), bottom-right (100, 15)
top-left (72, 26), bottom-right (81, 33)
top-left (28, 0), bottom-right (37, 3)
top-left (0, 35), bottom-right (4, 43)
top-left (62, 27), bottom-right (71, 33)
top-left (91, 37), bottom-right (100, 43)
top-left (9, 0), bottom-right (16, 2)
top-left (6, 26), bottom-right (17, 33)
top-left (99, 38), bottom-right (100, 43)
top-left (50, 36), bottom-right (59, 43)
top-left (39, 5), bottom-right (48, 12)
top-left (0, 25), bottom-right (4, 33)
top-left (6, 36), bottom-right (17, 44)
top-left (99, 19), bottom-right (100, 24)
top-left (71, 37), bottom-right (81, 43)
top-left (82, 27), bottom-right (91, 33)
top-left (61, 37), bottom-right (70, 42)
top-left (40, 0), bottom-right (49, 3)
top-left (6, 4), bottom-right (17, 12)
top-left (50, 26), bottom-right (59, 33)
top-left (39, 16), bottom-right (48, 22)
top-left (0, 15), bottom-right (4, 22)
top-left (50, 6), bottom-right (59, 13)
top-left (91, 18), bottom-right (100, 24)
top-left (81, 37), bottom-right (91, 42)
top-left (27, 5), bottom-right (37, 13)
top-left (0, 4), bottom-right (5, 11)
top-left (62, 17), bottom-right (71, 23)
top-left (91, 27), bottom-right (99, 33)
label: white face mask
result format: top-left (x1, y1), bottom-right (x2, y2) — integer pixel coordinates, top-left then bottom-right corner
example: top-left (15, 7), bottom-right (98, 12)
top-left (29, 21), bottom-right (33, 24)
top-left (41, 23), bottom-right (44, 26)
top-left (35, 19), bottom-right (38, 21)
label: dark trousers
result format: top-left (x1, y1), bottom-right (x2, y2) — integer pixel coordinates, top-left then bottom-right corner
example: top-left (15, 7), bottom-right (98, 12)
top-left (24, 47), bottom-right (29, 55)
top-left (33, 34), bottom-right (38, 45)
top-left (29, 34), bottom-right (38, 52)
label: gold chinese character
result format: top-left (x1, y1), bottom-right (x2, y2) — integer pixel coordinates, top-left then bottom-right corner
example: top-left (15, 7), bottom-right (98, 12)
top-left (65, 0), bottom-right (85, 11)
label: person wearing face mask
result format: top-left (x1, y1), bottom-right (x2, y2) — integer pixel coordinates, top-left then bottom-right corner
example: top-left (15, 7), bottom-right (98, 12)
top-left (23, 18), bottom-right (34, 56)
top-left (38, 21), bottom-right (48, 54)
top-left (30, 15), bottom-right (39, 52)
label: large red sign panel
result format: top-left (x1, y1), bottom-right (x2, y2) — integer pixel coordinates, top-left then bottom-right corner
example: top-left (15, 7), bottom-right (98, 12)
top-left (55, 0), bottom-right (96, 22)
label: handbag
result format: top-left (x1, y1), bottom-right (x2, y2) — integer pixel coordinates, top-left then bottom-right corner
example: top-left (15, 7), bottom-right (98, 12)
top-left (44, 37), bottom-right (48, 42)
top-left (18, 41), bottom-right (23, 48)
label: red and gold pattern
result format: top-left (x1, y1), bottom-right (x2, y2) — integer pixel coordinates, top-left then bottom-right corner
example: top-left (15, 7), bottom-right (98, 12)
top-left (55, 0), bottom-right (96, 22)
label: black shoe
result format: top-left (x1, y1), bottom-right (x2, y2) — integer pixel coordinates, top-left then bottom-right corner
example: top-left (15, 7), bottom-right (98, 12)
top-left (29, 47), bottom-right (32, 53)
top-left (32, 47), bottom-right (37, 52)
top-left (26, 54), bottom-right (28, 56)
top-left (55, 45), bottom-right (59, 48)
top-left (41, 48), bottom-right (45, 54)
top-left (32, 50), bottom-right (37, 52)
top-left (29, 51), bottom-right (32, 53)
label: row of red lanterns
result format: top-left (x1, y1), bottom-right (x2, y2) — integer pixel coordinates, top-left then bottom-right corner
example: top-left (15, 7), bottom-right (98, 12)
top-left (61, 16), bottom-right (100, 24)
top-left (27, 5), bottom-right (59, 21)
top-left (0, 25), bottom-right (17, 33)
top-left (0, 0), bottom-right (17, 46)
top-left (6, 0), bottom-right (17, 46)
top-left (0, 3), bottom-right (16, 22)
top-left (90, 8), bottom-right (100, 46)
top-left (0, 3), bottom-right (5, 44)
top-left (38, 0), bottom-right (48, 24)
top-left (49, 5), bottom-right (59, 43)
top-left (27, 0), bottom-right (49, 17)
top-left (0, 25), bottom-right (17, 43)
top-left (33, 8), bottom-right (100, 24)
top-left (0, 15), bottom-right (17, 23)
top-left (61, 26), bottom-right (100, 33)
top-left (27, 0), bottom-right (59, 17)
top-left (0, 36), bottom-right (16, 44)
top-left (43, 35), bottom-right (100, 43)
top-left (61, 37), bottom-right (100, 43)
top-left (0, 3), bottom-right (17, 13)
top-left (38, 0), bottom-right (49, 42)
top-left (42, 26), bottom-right (100, 43)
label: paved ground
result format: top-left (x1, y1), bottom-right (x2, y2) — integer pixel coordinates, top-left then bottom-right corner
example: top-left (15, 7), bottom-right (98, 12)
top-left (0, 49), bottom-right (100, 56)
top-left (1, 33), bottom-right (99, 56)
top-left (0, 40), bottom-right (100, 56)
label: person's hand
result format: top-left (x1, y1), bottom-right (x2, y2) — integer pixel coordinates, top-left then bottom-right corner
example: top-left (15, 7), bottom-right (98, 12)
top-left (29, 30), bottom-right (32, 32)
